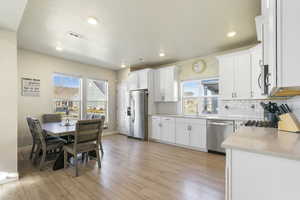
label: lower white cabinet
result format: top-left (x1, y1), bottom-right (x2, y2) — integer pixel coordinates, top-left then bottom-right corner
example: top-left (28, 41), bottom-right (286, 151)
top-left (175, 118), bottom-right (207, 150)
top-left (160, 117), bottom-right (176, 143)
top-left (151, 116), bottom-right (161, 140)
top-left (151, 116), bottom-right (207, 151)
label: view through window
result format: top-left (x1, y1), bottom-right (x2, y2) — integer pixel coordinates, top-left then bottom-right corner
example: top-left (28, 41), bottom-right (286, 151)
top-left (86, 79), bottom-right (108, 122)
top-left (53, 73), bottom-right (81, 120)
top-left (182, 79), bottom-right (219, 115)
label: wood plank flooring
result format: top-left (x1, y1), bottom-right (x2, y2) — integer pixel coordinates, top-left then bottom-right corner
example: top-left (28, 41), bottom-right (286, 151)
top-left (0, 135), bottom-right (225, 200)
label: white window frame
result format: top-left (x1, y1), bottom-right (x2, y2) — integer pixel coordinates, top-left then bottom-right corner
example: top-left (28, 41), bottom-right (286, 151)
top-left (85, 77), bottom-right (109, 124)
top-left (52, 72), bottom-right (83, 120)
top-left (180, 77), bottom-right (219, 115)
top-left (52, 73), bottom-right (109, 125)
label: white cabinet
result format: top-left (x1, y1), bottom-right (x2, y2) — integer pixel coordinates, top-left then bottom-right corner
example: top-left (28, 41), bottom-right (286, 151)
top-left (226, 149), bottom-right (300, 200)
top-left (151, 116), bottom-right (207, 151)
top-left (154, 66), bottom-right (179, 102)
top-left (175, 118), bottom-right (207, 150)
top-left (151, 116), bottom-right (161, 140)
top-left (160, 117), bottom-right (176, 143)
top-left (127, 69), bottom-right (153, 90)
top-left (175, 119), bottom-right (190, 146)
top-left (218, 51), bottom-right (252, 99)
top-left (117, 82), bottom-right (130, 135)
top-left (235, 54), bottom-right (252, 99)
top-left (250, 45), bottom-right (264, 99)
top-left (219, 56), bottom-right (235, 99)
top-left (277, 0), bottom-right (300, 87)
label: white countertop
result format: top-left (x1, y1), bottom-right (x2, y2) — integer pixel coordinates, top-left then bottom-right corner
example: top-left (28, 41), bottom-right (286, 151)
top-left (222, 127), bottom-right (300, 161)
top-left (151, 114), bottom-right (262, 121)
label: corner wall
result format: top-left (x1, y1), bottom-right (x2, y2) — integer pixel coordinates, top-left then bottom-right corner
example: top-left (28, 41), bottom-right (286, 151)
top-left (0, 29), bottom-right (18, 176)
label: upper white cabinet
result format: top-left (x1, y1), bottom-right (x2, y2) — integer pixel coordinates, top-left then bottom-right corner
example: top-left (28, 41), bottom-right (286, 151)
top-left (154, 66), bottom-right (179, 102)
top-left (218, 45), bottom-right (265, 100)
top-left (127, 69), bottom-right (153, 91)
top-left (277, 0), bottom-right (300, 87)
top-left (218, 50), bottom-right (252, 99)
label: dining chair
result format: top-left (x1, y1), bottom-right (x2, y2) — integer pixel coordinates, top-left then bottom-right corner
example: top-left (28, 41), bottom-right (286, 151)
top-left (63, 119), bottom-right (104, 177)
top-left (31, 118), bottom-right (65, 170)
top-left (42, 114), bottom-right (62, 123)
top-left (26, 117), bottom-right (39, 161)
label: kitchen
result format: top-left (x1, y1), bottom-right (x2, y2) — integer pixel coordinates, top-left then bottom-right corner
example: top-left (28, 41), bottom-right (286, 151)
top-left (1, 0), bottom-right (300, 199)
top-left (117, 0), bottom-right (300, 199)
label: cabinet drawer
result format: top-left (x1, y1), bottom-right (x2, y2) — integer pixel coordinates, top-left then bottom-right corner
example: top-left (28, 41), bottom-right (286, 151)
top-left (176, 117), bottom-right (206, 125)
top-left (152, 116), bottom-right (161, 120)
top-left (161, 117), bottom-right (175, 123)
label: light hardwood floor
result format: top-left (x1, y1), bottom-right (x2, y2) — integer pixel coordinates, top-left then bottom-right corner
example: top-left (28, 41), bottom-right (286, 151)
top-left (1, 135), bottom-right (225, 200)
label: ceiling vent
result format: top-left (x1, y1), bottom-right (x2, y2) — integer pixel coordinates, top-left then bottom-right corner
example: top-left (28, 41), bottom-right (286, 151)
top-left (67, 31), bottom-right (83, 39)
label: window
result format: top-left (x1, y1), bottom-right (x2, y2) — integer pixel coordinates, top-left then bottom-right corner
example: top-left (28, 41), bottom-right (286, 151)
top-left (181, 78), bottom-right (219, 115)
top-left (53, 73), bottom-right (82, 120)
top-left (86, 79), bottom-right (108, 122)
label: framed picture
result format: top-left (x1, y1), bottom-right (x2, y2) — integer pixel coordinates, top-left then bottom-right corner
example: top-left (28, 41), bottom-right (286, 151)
top-left (22, 78), bottom-right (40, 97)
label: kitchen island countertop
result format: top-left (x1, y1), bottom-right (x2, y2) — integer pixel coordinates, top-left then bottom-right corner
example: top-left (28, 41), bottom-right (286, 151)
top-left (222, 127), bottom-right (300, 161)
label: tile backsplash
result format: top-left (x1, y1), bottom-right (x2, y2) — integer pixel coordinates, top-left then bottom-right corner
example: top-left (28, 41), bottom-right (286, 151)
top-left (156, 97), bottom-right (300, 121)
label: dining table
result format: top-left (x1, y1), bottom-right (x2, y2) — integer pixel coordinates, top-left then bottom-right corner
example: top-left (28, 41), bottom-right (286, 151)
top-left (42, 121), bottom-right (76, 137)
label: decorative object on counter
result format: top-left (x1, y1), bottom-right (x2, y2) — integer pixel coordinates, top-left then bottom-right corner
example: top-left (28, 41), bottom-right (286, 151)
top-left (192, 59), bottom-right (206, 73)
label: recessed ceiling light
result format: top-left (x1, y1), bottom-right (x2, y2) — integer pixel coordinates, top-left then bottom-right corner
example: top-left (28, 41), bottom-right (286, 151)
top-left (159, 52), bottom-right (165, 57)
top-left (87, 17), bottom-right (98, 25)
top-left (121, 64), bottom-right (126, 68)
top-left (227, 31), bottom-right (237, 38)
top-left (56, 46), bottom-right (63, 51)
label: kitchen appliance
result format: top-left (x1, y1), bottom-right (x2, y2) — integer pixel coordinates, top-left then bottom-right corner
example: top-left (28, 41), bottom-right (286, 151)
top-left (127, 90), bottom-right (148, 140)
top-left (207, 120), bottom-right (234, 154)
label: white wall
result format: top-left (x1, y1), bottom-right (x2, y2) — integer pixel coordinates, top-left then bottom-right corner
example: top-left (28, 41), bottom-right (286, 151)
top-left (18, 49), bottom-right (117, 147)
top-left (0, 29), bottom-right (18, 174)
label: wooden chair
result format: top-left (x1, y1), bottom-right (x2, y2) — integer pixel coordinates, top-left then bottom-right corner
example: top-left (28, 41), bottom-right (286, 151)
top-left (26, 117), bottom-right (39, 161)
top-left (42, 114), bottom-right (62, 123)
top-left (31, 118), bottom-right (65, 170)
top-left (64, 119), bottom-right (104, 177)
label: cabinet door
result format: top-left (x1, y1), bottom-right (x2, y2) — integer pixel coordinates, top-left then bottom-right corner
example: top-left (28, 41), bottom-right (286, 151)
top-left (138, 70), bottom-right (148, 89)
top-left (128, 72), bottom-right (138, 90)
top-left (161, 117), bottom-right (175, 143)
top-left (219, 56), bottom-right (235, 99)
top-left (164, 67), bottom-right (178, 102)
top-left (189, 120), bottom-right (207, 149)
top-left (278, 1), bottom-right (300, 87)
top-left (251, 45), bottom-right (265, 99)
top-left (151, 117), bottom-right (161, 140)
top-left (117, 82), bottom-right (130, 135)
top-left (175, 120), bottom-right (189, 146)
top-left (154, 70), bottom-right (163, 101)
top-left (235, 53), bottom-right (252, 99)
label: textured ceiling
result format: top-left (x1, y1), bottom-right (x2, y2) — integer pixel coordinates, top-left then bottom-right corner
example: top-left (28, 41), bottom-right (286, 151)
top-left (18, 0), bottom-right (261, 70)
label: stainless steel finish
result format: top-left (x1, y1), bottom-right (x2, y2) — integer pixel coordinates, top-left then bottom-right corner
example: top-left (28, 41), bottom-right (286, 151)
top-left (129, 90), bottom-right (148, 140)
top-left (260, 64), bottom-right (270, 95)
top-left (207, 120), bottom-right (234, 153)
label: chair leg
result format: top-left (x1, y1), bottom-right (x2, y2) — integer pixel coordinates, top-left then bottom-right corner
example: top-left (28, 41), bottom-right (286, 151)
top-left (39, 150), bottom-right (46, 171)
top-left (64, 150), bottom-right (67, 169)
top-left (100, 142), bottom-right (104, 156)
top-left (96, 149), bottom-right (101, 169)
top-left (29, 141), bottom-right (35, 160)
top-left (74, 154), bottom-right (78, 177)
top-left (34, 144), bottom-right (41, 165)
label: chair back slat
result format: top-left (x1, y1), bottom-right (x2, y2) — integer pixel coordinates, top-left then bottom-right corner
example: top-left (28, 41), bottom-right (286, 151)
top-left (42, 114), bottom-right (62, 123)
top-left (31, 119), bottom-right (46, 147)
top-left (74, 119), bottom-right (103, 147)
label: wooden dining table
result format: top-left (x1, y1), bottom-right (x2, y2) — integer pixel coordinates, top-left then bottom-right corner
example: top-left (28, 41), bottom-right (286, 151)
top-left (42, 121), bottom-right (76, 137)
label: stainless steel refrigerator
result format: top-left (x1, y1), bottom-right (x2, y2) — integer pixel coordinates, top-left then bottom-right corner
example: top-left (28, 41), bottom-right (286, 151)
top-left (127, 90), bottom-right (148, 140)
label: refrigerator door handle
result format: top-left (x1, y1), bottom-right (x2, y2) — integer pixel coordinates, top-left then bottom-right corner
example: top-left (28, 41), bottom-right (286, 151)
top-left (132, 99), bottom-right (135, 122)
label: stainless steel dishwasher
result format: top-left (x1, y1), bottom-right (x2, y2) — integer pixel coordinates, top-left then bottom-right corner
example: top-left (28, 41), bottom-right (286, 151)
top-left (207, 119), bottom-right (235, 154)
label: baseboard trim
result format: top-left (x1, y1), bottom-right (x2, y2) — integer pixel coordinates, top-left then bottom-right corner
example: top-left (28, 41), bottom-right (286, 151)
top-left (0, 172), bottom-right (19, 185)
